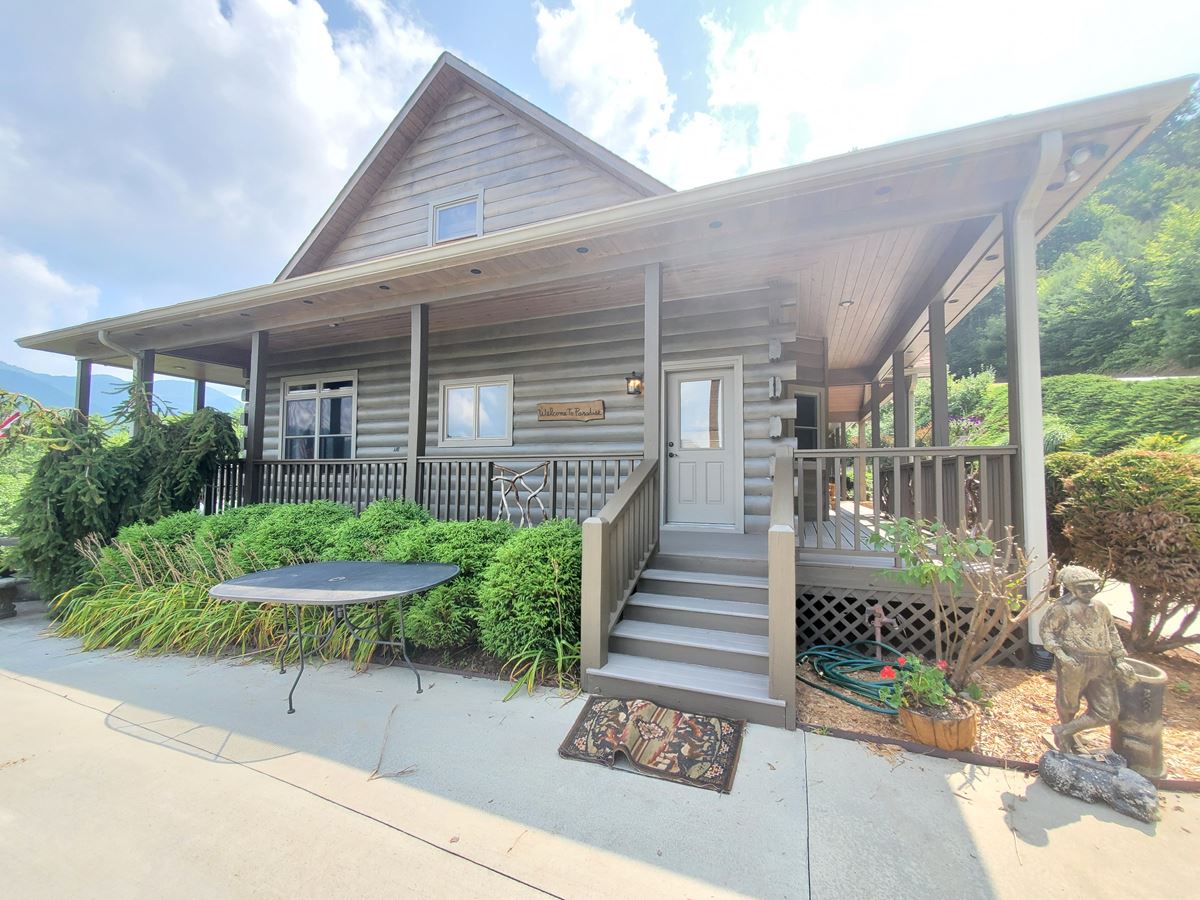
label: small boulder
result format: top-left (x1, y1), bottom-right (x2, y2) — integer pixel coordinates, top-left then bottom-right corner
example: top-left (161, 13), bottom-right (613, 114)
top-left (1038, 749), bottom-right (1159, 823)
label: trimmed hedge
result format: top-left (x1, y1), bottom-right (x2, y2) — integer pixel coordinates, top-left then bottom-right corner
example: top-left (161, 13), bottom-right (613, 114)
top-left (385, 518), bottom-right (515, 649)
top-left (477, 519), bottom-right (582, 660)
top-left (229, 501), bottom-right (353, 571)
top-left (322, 500), bottom-right (430, 561)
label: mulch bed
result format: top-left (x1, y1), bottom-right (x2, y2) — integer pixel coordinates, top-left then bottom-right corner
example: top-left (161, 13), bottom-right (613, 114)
top-left (796, 636), bottom-right (1200, 782)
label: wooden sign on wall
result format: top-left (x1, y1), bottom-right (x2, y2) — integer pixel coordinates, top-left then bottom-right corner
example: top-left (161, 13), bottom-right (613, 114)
top-left (537, 400), bottom-right (605, 422)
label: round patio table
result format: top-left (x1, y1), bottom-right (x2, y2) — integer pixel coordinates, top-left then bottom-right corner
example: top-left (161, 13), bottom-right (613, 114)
top-left (209, 561), bottom-right (458, 714)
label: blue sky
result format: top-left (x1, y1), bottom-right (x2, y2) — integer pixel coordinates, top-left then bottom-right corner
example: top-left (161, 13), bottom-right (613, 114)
top-left (2, 0), bottom-right (1198, 378)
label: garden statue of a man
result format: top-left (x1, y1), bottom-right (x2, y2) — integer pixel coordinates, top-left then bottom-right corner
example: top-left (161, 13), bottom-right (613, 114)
top-left (1040, 565), bottom-right (1135, 752)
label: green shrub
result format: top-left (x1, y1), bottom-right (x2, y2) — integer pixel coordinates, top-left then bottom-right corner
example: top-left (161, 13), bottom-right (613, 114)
top-left (322, 500), bottom-right (430, 561)
top-left (94, 510), bottom-right (205, 585)
top-left (1045, 451), bottom-right (1093, 563)
top-left (477, 519), bottom-right (582, 661)
top-left (1129, 432), bottom-right (1188, 451)
top-left (386, 518), bottom-right (514, 649)
top-left (230, 501), bottom-right (353, 571)
top-left (1060, 450), bottom-right (1200, 652)
top-left (196, 504), bottom-right (279, 551)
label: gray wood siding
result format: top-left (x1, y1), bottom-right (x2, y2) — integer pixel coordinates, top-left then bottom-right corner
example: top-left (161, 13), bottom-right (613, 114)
top-left (261, 291), bottom-right (796, 532)
top-left (320, 86), bottom-right (641, 270)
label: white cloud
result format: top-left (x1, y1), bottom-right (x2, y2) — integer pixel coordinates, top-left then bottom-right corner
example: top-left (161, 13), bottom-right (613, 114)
top-left (0, 246), bottom-right (100, 374)
top-left (0, 0), bottom-right (444, 322)
top-left (535, 0), bottom-right (1200, 189)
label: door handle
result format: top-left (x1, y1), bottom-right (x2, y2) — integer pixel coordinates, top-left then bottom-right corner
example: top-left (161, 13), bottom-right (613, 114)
top-left (668, 451), bottom-right (677, 458)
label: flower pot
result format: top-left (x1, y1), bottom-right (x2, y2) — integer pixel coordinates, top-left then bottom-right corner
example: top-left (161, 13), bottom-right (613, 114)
top-left (1110, 658), bottom-right (1167, 779)
top-left (898, 702), bottom-right (977, 751)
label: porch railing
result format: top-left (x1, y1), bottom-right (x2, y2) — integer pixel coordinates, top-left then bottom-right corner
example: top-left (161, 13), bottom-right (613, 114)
top-left (417, 453), bottom-right (641, 525)
top-left (791, 446), bottom-right (1016, 556)
top-left (202, 453), bottom-right (640, 525)
top-left (580, 457), bottom-right (661, 683)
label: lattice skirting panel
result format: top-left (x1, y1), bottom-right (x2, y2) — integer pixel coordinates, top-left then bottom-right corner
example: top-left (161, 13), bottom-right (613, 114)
top-left (796, 583), bottom-right (1028, 667)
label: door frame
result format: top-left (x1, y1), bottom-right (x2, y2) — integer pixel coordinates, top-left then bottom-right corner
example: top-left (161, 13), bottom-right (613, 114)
top-left (659, 355), bottom-right (745, 534)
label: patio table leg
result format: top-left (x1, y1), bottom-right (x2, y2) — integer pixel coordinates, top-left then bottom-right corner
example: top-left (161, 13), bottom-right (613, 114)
top-left (286, 604), bottom-right (305, 715)
top-left (279, 604), bottom-right (289, 674)
top-left (394, 597), bottom-right (422, 694)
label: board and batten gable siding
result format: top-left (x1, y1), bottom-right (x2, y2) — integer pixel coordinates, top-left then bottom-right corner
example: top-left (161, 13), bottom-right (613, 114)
top-left (318, 86), bottom-right (643, 270)
top-left (260, 291), bottom-right (796, 532)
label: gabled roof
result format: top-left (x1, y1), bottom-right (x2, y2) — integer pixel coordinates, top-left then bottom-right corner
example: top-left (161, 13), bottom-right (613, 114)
top-left (278, 52), bottom-right (672, 280)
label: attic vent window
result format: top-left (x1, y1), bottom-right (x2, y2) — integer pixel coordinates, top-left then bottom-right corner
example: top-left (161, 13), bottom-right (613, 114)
top-left (432, 194), bottom-right (481, 244)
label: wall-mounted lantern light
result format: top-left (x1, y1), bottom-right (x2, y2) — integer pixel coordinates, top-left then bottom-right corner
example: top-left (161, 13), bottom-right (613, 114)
top-left (625, 372), bottom-right (644, 395)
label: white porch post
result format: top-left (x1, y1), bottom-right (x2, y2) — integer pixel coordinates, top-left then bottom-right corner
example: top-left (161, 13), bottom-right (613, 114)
top-left (1005, 131), bottom-right (1062, 624)
top-left (643, 263), bottom-right (662, 460)
top-left (870, 381), bottom-right (882, 448)
top-left (405, 304), bottom-right (429, 502)
top-left (928, 297), bottom-right (950, 446)
top-left (891, 351), bottom-right (910, 447)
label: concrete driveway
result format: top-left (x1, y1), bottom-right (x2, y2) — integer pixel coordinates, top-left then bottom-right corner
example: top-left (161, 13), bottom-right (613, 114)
top-left (2, 602), bottom-right (1195, 899)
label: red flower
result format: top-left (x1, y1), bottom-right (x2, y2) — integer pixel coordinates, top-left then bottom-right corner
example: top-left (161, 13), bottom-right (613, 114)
top-left (880, 665), bottom-right (896, 679)
top-left (936, 659), bottom-right (948, 672)
top-left (897, 656), bottom-right (908, 667)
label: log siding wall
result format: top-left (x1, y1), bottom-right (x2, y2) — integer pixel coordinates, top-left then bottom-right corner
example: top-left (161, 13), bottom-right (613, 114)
top-left (261, 290), bottom-right (797, 532)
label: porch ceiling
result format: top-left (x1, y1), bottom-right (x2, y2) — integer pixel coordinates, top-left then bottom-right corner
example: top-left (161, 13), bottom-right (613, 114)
top-left (17, 77), bottom-right (1192, 389)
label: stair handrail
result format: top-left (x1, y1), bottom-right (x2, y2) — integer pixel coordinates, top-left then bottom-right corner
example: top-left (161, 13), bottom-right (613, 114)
top-left (580, 456), bottom-right (661, 685)
top-left (769, 447), bottom-right (798, 727)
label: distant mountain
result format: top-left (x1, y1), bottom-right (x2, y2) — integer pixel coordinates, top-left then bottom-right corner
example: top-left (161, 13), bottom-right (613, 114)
top-left (0, 361), bottom-right (240, 416)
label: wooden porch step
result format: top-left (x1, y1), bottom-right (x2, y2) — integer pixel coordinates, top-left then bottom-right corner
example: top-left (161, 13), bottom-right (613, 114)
top-left (586, 653), bottom-right (786, 727)
top-left (623, 591), bottom-right (768, 635)
top-left (610, 619), bottom-right (769, 674)
top-left (637, 568), bottom-right (768, 603)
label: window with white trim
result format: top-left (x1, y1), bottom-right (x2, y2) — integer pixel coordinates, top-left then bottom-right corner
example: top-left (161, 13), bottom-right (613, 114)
top-left (439, 376), bottom-right (513, 447)
top-left (281, 373), bottom-right (357, 459)
top-left (431, 194), bottom-right (481, 244)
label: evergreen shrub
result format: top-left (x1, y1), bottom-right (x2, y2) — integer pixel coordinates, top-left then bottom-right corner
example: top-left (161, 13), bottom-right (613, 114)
top-left (322, 499), bottom-right (430, 561)
top-left (229, 501), bottom-right (353, 571)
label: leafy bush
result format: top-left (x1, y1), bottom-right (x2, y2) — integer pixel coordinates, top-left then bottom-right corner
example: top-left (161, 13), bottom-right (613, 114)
top-left (322, 500), bottom-right (430, 561)
top-left (1129, 432), bottom-right (1189, 451)
top-left (229, 501), bottom-right (353, 571)
top-left (386, 518), bottom-right (514, 649)
top-left (1060, 450), bottom-right (1200, 652)
top-left (196, 504), bottom-right (278, 552)
top-left (1045, 451), bottom-right (1093, 561)
top-left (1041, 414), bottom-right (1080, 454)
top-left (477, 519), bottom-right (582, 661)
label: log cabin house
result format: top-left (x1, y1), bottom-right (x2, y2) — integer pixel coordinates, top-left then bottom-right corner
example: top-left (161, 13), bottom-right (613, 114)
top-left (19, 54), bottom-right (1193, 726)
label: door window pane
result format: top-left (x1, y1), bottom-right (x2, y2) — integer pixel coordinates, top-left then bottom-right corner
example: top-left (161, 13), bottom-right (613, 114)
top-left (477, 383), bottom-right (508, 438)
top-left (445, 386), bottom-right (475, 439)
top-left (285, 398), bottom-right (316, 436)
top-left (679, 378), bottom-right (723, 449)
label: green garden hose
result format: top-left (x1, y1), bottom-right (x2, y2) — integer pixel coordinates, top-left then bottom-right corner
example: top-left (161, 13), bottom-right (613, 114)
top-left (796, 641), bottom-right (903, 715)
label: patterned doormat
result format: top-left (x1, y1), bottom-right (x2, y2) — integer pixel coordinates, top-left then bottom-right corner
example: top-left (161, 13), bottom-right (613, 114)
top-left (558, 697), bottom-right (745, 793)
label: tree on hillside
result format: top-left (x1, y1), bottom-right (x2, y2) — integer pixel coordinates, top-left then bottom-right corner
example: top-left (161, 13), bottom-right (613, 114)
top-left (948, 89), bottom-right (1200, 376)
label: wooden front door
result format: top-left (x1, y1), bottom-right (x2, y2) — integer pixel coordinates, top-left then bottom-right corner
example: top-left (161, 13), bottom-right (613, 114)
top-left (665, 366), bottom-right (738, 526)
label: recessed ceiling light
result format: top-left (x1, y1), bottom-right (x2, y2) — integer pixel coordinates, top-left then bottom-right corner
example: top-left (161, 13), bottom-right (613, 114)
top-left (875, 185), bottom-right (892, 196)
top-left (378, 284), bottom-right (391, 290)
top-left (328, 323), bottom-right (339, 329)
top-left (239, 312), bottom-right (251, 317)
top-left (174, 366), bottom-right (185, 371)
top-left (576, 246), bottom-right (589, 254)
top-left (181, 323), bottom-right (192, 327)
top-left (469, 267), bottom-right (482, 275)
top-left (985, 253), bottom-right (999, 261)
top-left (838, 299), bottom-right (855, 308)
top-left (1069, 145), bottom-right (1092, 167)
top-left (708, 220), bottom-right (723, 229)
top-left (302, 299), bottom-right (314, 305)
top-left (948, 297), bottom-right (960, 304)
top-left (1047, 181), bottom-right (1065, 192)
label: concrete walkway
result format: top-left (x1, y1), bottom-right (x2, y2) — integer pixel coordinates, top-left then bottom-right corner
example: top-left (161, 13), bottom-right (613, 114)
top-left (1, 603), bottom-right (1195, 899)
